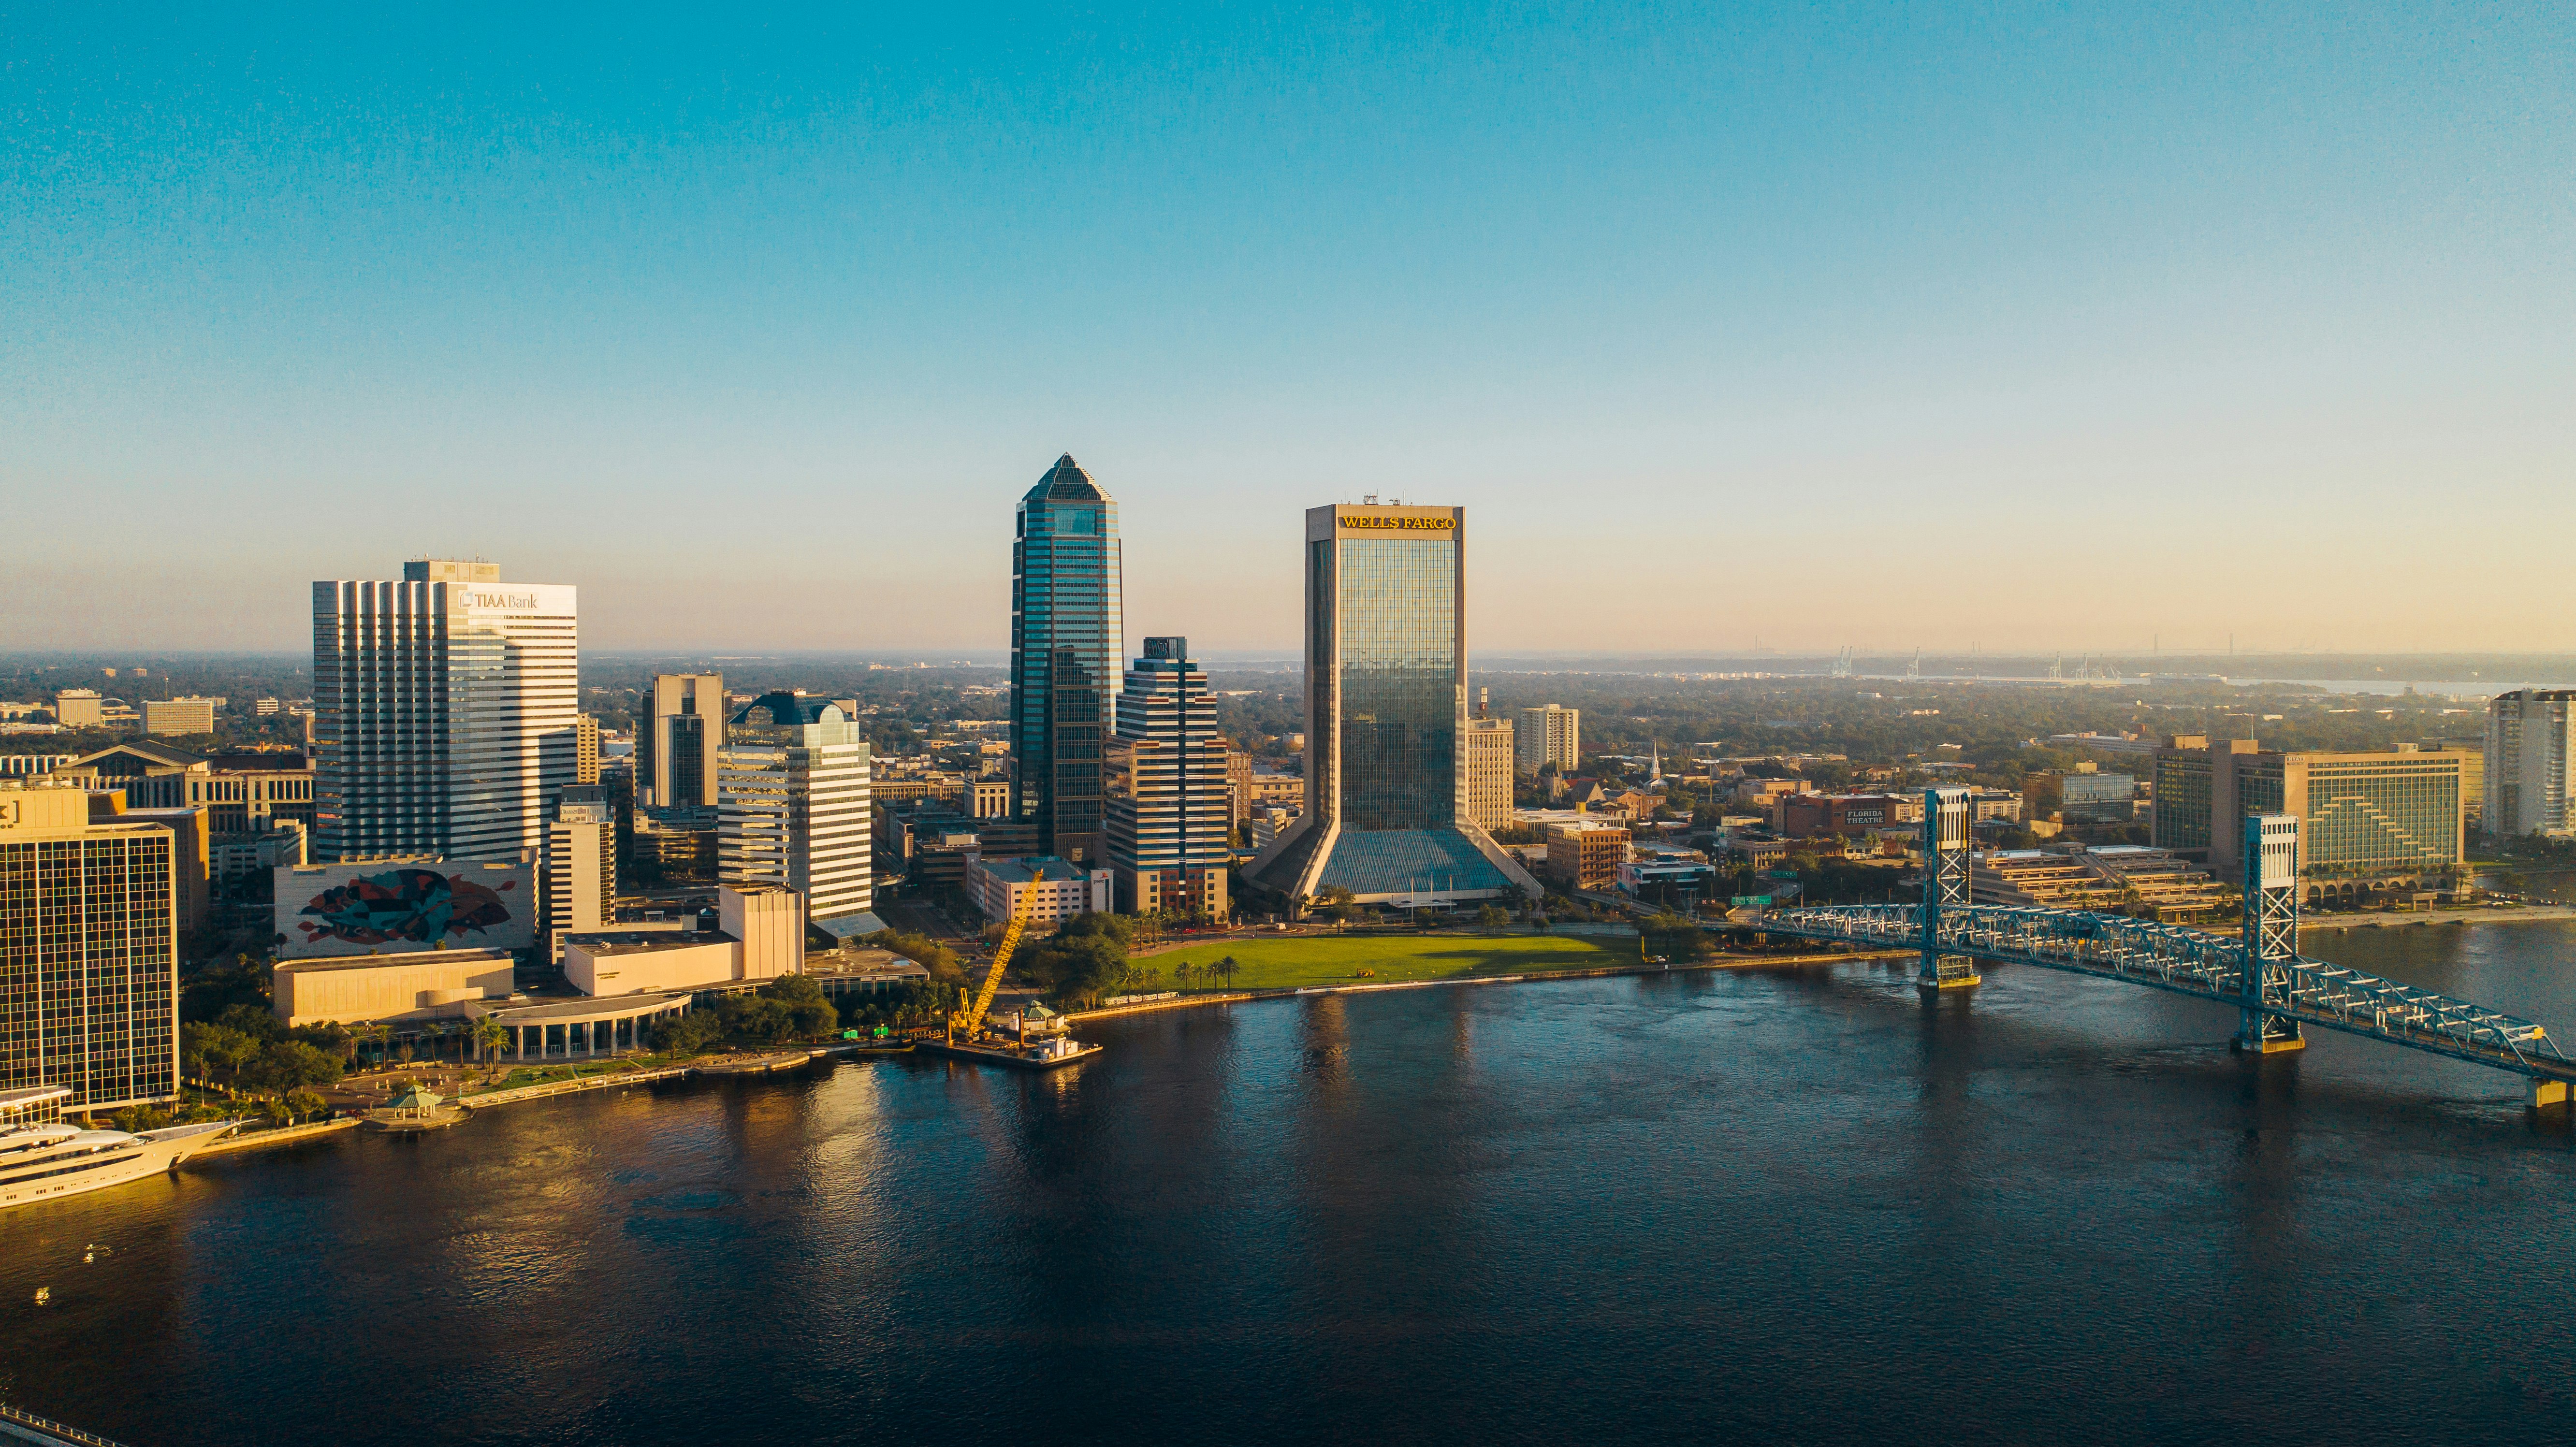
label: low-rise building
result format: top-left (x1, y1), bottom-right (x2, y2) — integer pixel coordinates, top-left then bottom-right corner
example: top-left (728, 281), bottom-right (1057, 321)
top-left (1970, 845), bottom-right (2231, 923)
top-left (141, 697), bottom-right (220, 736)
top-left (1545, 820), bottom-right (1630, 891)
top-left (1616, 856), bottom-right (1719, 901)
top-left (562, 886), bottom-right (805, 996)
top-left (2060, 770), bottom-right (2137, 824)
top-left (272, 948), bottom-right (517, 1028)
top-left (965, 854), bottom-right (1113, 927)
top-left (1780, 793), bottom-right (1920, 839)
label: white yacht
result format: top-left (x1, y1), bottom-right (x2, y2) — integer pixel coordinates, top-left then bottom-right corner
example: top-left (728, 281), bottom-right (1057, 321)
top-left (0, 1087), bottom-right (236, 1212)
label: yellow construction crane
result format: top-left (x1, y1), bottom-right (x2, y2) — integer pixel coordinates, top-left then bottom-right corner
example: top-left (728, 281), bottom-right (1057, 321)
top-left (949, 866), bottom-right (1043, 1044)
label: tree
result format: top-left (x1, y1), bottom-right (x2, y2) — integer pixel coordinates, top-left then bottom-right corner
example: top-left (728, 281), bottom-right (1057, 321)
top-left (1475, 905), bottom-right (1509, 928)
top-left (473, 1014), bottom-right (509, 1062)
top-left (757, 975), bottom-right (840, 1038)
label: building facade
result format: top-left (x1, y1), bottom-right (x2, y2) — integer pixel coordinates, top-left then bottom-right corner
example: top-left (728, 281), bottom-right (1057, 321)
top-left (964, 854), bottom-right (1114, 928)
top-left (1464, 716), bottom-right (1515, 830)
top-left (2060, 771), bottom-right (2136, 824)
top-left (1517, 704), bottom-right (1580, 776)
top-left (141, 697), bottom-right (218, 736)
top-left (718, 693), bottom-right (873, 937)
top-left (0, 783), bottom-right (180, 1110)
top-left (1104, 637), bottom-right (1232, 919)
top-left (1545, 820), bottom-right (1630, 890)
top-left (640, 673), bottom-right (724, 810)
top-left (1010, 455), bottom-right (1123, 866)
top-left (1244, 504), bottom-right (1539, 905)
top-left (2154, 736), bottom-right (2464, 899)
top-left (1781, 792), bottom-right (1921, 838)
top-left (311, 559), bottom-right (579, 863)
top-left (543, 788), bottom-right (616, 959)
top-left (2485, 690), bottom-right (2576, 838)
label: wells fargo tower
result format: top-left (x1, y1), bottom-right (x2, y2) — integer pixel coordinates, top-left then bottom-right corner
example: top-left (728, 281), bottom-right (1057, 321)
top-left (1244, 504), bottom-right (1537, 906)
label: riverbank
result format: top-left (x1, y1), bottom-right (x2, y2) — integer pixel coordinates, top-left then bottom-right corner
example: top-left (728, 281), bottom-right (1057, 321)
top-left (2301, 904), bottom-right (2576, 932)
top-left (1069, 948), bottom-right (1911, 1025)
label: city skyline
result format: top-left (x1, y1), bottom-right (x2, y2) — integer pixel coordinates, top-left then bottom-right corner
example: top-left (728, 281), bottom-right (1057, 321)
top-left (7, 5), bottom-right (2570, 655)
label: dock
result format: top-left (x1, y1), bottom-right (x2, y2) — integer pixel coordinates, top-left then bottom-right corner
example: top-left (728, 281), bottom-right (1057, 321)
top-left (0, 1401), bottom-right (130, 1447)
top-left (918, 1039), bottom-right (1103, 1071)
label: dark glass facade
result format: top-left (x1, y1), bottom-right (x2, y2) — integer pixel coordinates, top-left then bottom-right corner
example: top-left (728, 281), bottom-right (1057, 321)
top-left (1010, 455), bottom-right (1122, 865)
top-left (1334, 538), bottom-right (1461, 830)
top-left (1248, 505), bottom-right (1537, 904)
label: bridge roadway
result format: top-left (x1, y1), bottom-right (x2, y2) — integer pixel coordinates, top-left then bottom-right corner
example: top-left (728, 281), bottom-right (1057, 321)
top-left (1756, 901), bottom-right (2576, 1095)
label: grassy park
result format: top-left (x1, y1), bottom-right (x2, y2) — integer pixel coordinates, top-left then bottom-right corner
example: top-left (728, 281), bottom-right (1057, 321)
top-left (1133, 933), bottom-right (1640, 994)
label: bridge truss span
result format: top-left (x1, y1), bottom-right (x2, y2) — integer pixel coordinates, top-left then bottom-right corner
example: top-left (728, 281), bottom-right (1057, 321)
top-left (1758, 900), bottom-right (2574, 1085)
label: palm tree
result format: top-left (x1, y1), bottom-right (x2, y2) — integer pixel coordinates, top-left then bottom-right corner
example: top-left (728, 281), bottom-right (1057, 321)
top-left (472, 1015), bottom-right (510, 1082)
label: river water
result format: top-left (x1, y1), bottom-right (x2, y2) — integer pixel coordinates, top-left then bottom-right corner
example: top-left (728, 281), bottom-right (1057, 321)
top-left (6, 926), bottom-right (2576, 1446)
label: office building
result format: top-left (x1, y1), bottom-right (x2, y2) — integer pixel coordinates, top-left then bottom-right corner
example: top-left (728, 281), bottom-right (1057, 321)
top-left (53, 690), bottom-right (105, 727)
top-left (1545, 820), bottom-right (1630, 891)
top-left (544, 787), bottom-right (616, 960)
top-left (1010, 454), bottom-right (1123, 865)
top-left (719, 692), bottom-right (874, 939)
top-left (1244, 504), bottom-right (1539, 905)
top-left (964, 854), bottom-right (1114, 929)
top-left (2153, 737), bottom-right (2463, 901)
top-left (575, 714), bottom-right (601, 786)
top-left (1224, 744), bottom-right (1253, 826)
top-left (962, 777), bottom-right (1012, 819)
top-left (2060, 770), bottom-right (2136, 824)
top-left (1104, 637), bottom-right (1231, 919)
top-left (1517, 705), bottom-right (1580, 775)
top-left (49, 742), bottom-right (314, 837)
top-left (1464, 716), bottom-right (1515, 830)
top-left (311, 558), bottom-right (579, 863)
top-left (141, 697), bottom-right (218, 736)
top-left (0, 782), bottom-right (180, 1110)
top-left (640, 673), bottom-right (724, 809)
top-left (633, 805), bottom-right (719, 882)
top-left (2485, 690), bottom-right (2576, 837)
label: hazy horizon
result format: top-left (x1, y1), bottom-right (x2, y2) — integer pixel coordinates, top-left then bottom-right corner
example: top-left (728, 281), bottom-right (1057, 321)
top-left (7, 4), bottom-right (2569, 654)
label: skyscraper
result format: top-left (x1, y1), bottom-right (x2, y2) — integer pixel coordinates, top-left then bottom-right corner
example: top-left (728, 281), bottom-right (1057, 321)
top-left (312, 559), bottom-right (579, 863)
top-left (1010, 454), bottom-right (1122, 865)
top-left (639, 673), bottom-right (725, 809)
top-left (1106, 637), bottom-right (1232, 919)
top-left (718, 692), bottom-right (874, 939)
top-left (2485, 689), bottom-right (2576, 837)
top-left (1245, 504), bottom-right (1539, 905)
top-left (1, 782), bottom-right (180, 1110)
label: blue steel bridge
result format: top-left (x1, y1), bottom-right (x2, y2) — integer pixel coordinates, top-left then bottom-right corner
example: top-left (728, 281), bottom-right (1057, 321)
top-left (1751, 793), bottom-right (2576, 1111)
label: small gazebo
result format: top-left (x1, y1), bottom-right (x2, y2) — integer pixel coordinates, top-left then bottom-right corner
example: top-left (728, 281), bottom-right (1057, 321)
top-left (386, 1083), bottom-right (443, 1117)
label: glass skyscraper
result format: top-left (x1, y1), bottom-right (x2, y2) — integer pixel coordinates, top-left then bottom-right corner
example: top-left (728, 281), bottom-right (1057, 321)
top-left (1010, 455), bottom-right (1123, 866)
top-left (1245, 505), bottom-right (1538, 906)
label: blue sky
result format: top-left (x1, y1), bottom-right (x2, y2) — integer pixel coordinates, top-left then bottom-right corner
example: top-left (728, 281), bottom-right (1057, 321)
top-left (5, 2), bottom-right (2569, 654)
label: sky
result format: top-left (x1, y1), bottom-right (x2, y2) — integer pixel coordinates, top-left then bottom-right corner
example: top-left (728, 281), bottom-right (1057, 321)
top-left (4, 2), bottom-right (2570, 656)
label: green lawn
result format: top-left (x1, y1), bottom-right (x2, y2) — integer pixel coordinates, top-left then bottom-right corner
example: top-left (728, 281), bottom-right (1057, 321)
top-left (1132, 933), bottom-right (1638, 993)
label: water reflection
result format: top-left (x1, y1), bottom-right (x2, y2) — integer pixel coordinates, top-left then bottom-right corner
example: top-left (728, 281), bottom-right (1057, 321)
top-left (3, 933), bottom-right (2576, 1445)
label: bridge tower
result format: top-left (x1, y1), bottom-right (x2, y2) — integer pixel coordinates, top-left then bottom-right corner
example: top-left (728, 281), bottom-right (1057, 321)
top-left (2236, 813), bottom-right (2305, 1054)
top-left (1919, 786), bottom-right (1979, 991)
